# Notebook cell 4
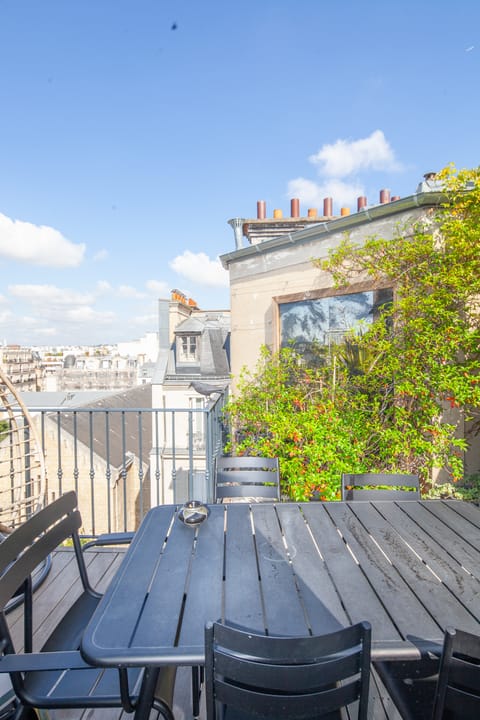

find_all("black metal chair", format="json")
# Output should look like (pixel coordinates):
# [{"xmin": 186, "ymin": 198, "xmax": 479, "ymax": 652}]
[
  {"xmin": 214, "ymin": 456, "xmax": 280, "ymax": 502},
  {"xmin": 0, "ymin": 491, "xmax": 175, "ymax": 720},
  {"xmin": 341, "ymin": 472, "xmax": 420, "ymax": 501},
  {"xmin": 205, "ymin": 620, "xmax": 372, "ymax": 720},
  {"xmin": 374, "ymin": 654, "xmax": 440, "ymax": 720},
  {"xmin": 431, "ymin": 626, "xmax": 480, "ymax": 719}
]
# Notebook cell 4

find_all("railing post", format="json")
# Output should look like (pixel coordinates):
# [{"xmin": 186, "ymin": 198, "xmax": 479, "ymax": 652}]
[
  {"xmin": 105, "ymin": 411, "xmax": 112, "ymax": 533},
  {"xmin": 88, "ymin": 411, "xmax": 95, "ymax": 536},
  {"xmin": 188, "ymin": 411, "xmax": 194, "ymax": 499},
  {"xmin": 205, "ymin": 408, "xmax": 214, "ymax": 503}
]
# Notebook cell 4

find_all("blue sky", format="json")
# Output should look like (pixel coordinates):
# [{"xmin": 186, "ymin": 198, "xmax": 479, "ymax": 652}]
[{"xmin": 0, "ymin": 0, "xmax": 478, "ymax": 346}]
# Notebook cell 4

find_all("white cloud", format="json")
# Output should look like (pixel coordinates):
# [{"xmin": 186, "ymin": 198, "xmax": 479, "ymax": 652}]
[
  {"xmin": 9, "ymin": 284, "xmax": 95, "ymax": 307},
  {"xmin": 286, "ymin": 130, "xmax": 404, "ymax": 212},
  {"xmin": 96, "ymin": 280, "xmax": 112, "ymax": 294},
  {"xmin": 6, "ymin": 284, "xmax": 115, "ymax": 328},
  {"xmin": 34, "ymin": 327, "xmax": 57, "ymax": 336},
  {"xmin": 0, "ymin": 213, "xmax": 85, "ymax": 267},
  {"xmin": 93, "ymin": 249, "xmax": 109, "ymax": 262},
  {"xmin": 0, "ymin": 310, "xmax": 13, "ymax": 323},
  {"xmin": 287, "ymin": 177, "xmax": 365, "ymax": 210},
  {"xmin": 117, "ymin": 285, "xmax": 146, "ymax": 299},
  {"xmin": 146, "ymin": 280, "xmax": 170, "ymax": 296},
  {"xmin": 64, "ymin": 307, "xmax": 115, "ymax": 323},
  {"xmin": 309, "ymin": 130, "xmax": 401, "ymax": 177},
  {"xmin": 20, "ymin": 315, "xmax": 39, "ymax": 326},
  {"xmin": 133, "ymin": 313, "xmax": 158, "ymax": 325},
  {"xmin": 96, "ymin": 281, "xmax": 145, "ymax": 299},
  {"xmin": 170, "ymin": 251, "xmax": 229, "ymax": 288},
  {"xmin": 0, "ymin": 281, "xmax": 143, "ymax": 343}
]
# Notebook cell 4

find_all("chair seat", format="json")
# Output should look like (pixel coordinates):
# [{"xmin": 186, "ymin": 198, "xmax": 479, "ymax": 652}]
[
  {"xmin": 23, "ymin": 664, "xmax": 143, "ymax": 708},
  {"xmin": 21, "ymin": 589, "xmax": 144, "ymax": 708},
  {"xmin": 40, "ymin": 591, "xmax": 101, "ymax": 653}
]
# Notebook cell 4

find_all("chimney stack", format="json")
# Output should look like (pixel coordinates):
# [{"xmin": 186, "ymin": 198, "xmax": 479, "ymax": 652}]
[
  {"xmin": 290, "ymin": 198, "xmax": 300, "ymax": 218},
  {"xmin": 357, "ymin": 196, "xmax": 367, "ymax": 211},
  {"xmin": 323, "ymin": 197, "xmax": 333, "ymax": 217}
]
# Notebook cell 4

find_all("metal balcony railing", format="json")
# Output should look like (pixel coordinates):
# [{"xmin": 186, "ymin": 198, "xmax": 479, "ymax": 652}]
[{"xmin": 1, "ymin": 393, "xmax": 228, "ymax": 538}]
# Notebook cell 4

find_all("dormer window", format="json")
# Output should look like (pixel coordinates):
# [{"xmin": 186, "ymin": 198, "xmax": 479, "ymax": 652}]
[{"xmin": 178, "ymin": 335, "xmax": 198, "ymax": 362}]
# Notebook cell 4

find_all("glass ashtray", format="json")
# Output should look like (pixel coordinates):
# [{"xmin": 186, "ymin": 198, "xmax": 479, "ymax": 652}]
[{"xmin": 178, "ymin": 500, "xmax": 210, "ymax": 527}]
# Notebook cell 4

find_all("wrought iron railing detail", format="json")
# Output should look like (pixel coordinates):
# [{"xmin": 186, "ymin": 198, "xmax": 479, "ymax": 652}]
[{"xmin": 14, "ymin": 394, "xmax": 228, "ymax": 537}]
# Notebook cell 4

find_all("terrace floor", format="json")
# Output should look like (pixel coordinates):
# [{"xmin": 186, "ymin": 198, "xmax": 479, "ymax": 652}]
[{"xmin": 6, "ymin": 547, "xmax": 403, "ymax": 720}]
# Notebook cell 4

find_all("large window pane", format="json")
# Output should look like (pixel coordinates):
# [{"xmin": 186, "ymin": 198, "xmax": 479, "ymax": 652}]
[{"xmin": 280, "ymin": 289, "xmax": 392, "ymax": 348}]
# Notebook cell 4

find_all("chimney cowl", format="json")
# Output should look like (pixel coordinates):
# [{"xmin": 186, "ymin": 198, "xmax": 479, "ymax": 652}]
[
  {"xmin": 416, "ymin": 172, "xmax": 443, "ymax": 194},
  {"xmin": 228, "ymin": 217, "xmax": 245, "ymax": 250}
]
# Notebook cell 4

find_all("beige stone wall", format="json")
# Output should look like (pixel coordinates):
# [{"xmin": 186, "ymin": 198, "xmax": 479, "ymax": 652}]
[
  {"xmin": 39, "ymin": 416, "xmax": 148, "ymax": 535},
  {"xmin": 228, "ymin": 208, "xmax": 426, "ymax": 382}
]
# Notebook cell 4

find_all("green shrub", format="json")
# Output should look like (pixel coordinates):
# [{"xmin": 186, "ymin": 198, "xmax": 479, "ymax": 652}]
[{"xmin": 224, "ymin": 165, "xmax": 480, "ymax": 500}]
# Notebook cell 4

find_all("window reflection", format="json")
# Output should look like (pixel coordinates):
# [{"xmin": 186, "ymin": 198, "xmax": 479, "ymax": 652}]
[{"xmin": 280, "ymin": 289, "xmax": 393, "ymax": 349}]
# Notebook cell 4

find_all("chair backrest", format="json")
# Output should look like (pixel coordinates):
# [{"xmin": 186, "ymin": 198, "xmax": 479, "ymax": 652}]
[
  {"xmin": 341, "ymin": 473, "xmax": 420, "ymax": 501},
  {"xmin": 205, "ymin": 620, "xmax": 371, "ymax": 720},
  {"xmin": 215, "ymin": 456, "xmax": 280, "ymax": 502},
  {"xmin": 0, "ymin": 491, "xmax": 90, "ymax": 650},
  {"xmin": 431, "ymin": 627, "xmax": 480, "ymax": 720},
  {"xmin": 0, "ymin": 492, "xmax": 175, "ymax": 718}
]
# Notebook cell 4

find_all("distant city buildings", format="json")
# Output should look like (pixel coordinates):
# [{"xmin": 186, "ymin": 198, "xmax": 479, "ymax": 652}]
[
  {"xmin": 0, "ymin": 345, "xmax": 42, "ymax": 392},
  {"xmin": 0, "ymin": 292, "xmax": 230, "ymax": 531},
  {"xmin": 0, "ymin": 332, "xmax": 161, "ymax": 394}
]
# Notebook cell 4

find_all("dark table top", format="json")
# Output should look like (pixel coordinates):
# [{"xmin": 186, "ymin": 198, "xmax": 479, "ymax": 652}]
[{"xmin": 81, "ymin": 500, "xmax": 480, "ymax": 667}]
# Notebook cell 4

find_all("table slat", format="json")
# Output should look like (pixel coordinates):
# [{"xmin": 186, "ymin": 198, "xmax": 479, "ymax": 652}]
[
  {"xmin": 251, "ymin": 504, "xmax": 310, "ymax": 636},
  {"xmin": 276, "ymin": 504, "xmax": 347, "ymax": 633},
  {"xmin": 223, "ymin": 504, "xmax": 265, "ymax": 632}
]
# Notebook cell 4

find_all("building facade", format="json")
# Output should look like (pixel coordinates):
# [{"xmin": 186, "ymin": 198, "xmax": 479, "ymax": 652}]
[
  {"xmin": 220, "ymin": 185, "xmax": 479, "ymax": 478},
  {"xmin": 151, "ymin": 293, "xmax": 230, "ymax": 504},
  {"xmin": 0, "ymin": 346, "xmax": 41, "ymax": 392},
  {"xmin": 222, "ymin": 190, "xmax": 436, "ymax": 379}
]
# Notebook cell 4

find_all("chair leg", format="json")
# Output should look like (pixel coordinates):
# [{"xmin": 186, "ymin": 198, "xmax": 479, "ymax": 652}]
[
  {"xmin": 134, "ymin": 666, "xmax": 161, "ymax": 720},
  {"xmin": 191, "ymin": 665, "xmax": 201, "ymax": 718},
  {"xmin": 153, "ymin": 665, "xmax": 177, "ymax": 720},
  {"xmin": 12, "ymin": 705, "xmax": 38, "ymax": 720}
]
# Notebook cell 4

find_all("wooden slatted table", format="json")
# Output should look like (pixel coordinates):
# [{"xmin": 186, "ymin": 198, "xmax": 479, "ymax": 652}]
[{"xmin": 81, "ymin": 501, "xmax": 480, "ymax": 717}]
